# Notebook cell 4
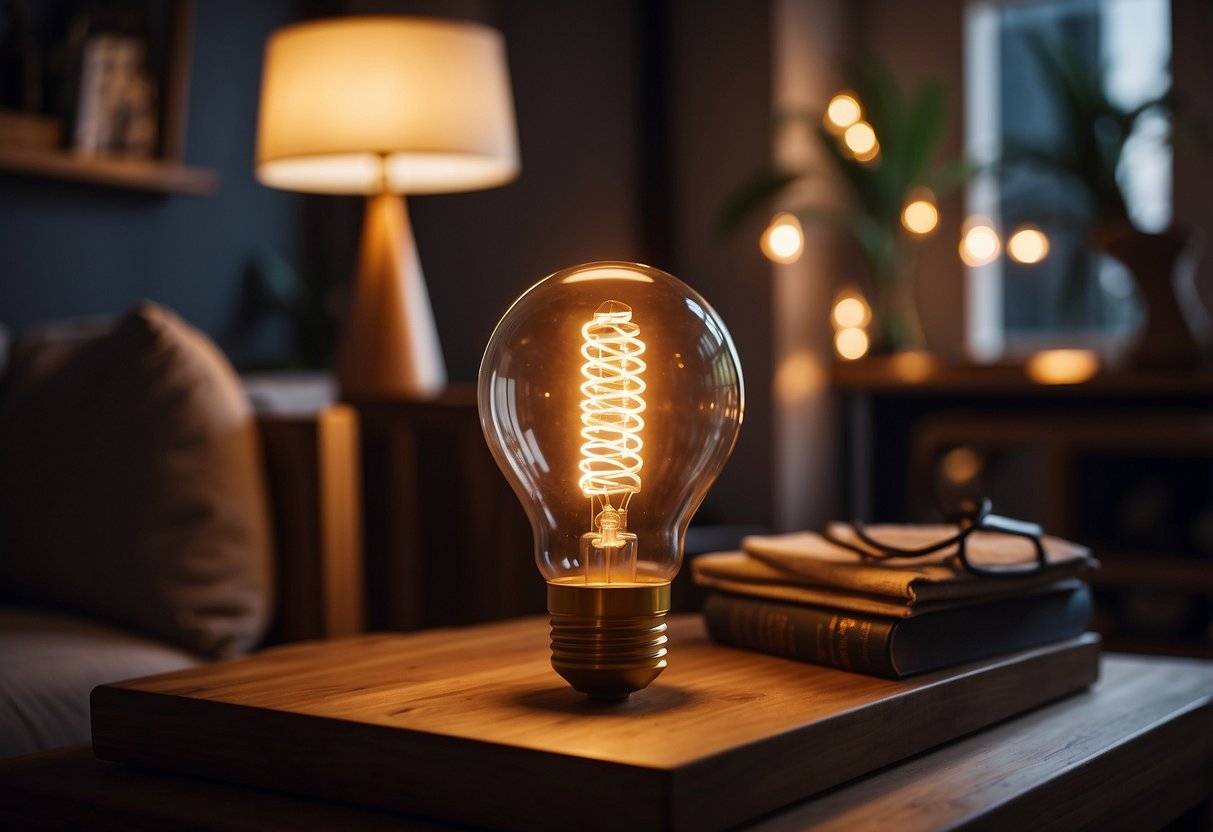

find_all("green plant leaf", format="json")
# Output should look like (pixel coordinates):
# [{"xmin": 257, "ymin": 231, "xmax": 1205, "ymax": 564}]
[
  {"xmin": 852, "ymin": 60, "xmax": 906, "ymax": 151},
  {"xmin": 847, "ymin": 213, "xmax": 898, "ymax": 282},
  {"xmin": 924, "ymin": 157, "xmax": 978, "ymax": 197},
  {"xmin": 1017, "ymin": 33, "xmax": 1150, "ymax": 223},
  {"xmin": 717, "ymin": 167, "xmax": 805, "ymax": 237},
  {"xmin": 904, "ymin": 81, "xmax": 947, "ymax": 185},
  {"xmin": 815, "ymin": 123, "xmax": 890, "ymax": 224}
]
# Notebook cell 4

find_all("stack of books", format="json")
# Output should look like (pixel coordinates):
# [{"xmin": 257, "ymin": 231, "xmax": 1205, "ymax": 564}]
[{"xmin": 692, "ymin": 524, "xmax": 1098, "ymax": 679}]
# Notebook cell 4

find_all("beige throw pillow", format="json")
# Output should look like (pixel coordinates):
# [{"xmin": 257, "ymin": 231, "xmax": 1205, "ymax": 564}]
[{"xmin": 0, "ymin": 303, "xmax": 274, "ymax": 658}]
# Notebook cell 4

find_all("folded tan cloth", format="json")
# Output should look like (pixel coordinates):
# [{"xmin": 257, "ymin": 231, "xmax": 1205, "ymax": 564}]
[{"xmin": 691, "ymin": 525, "xmax": 1095, "ymax": 618}]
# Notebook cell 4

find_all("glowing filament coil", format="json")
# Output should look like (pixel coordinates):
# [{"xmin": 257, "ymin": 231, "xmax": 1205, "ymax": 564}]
[{"xmin": 579, "ymin": 300, "xmax": 646, "ymax": 505}]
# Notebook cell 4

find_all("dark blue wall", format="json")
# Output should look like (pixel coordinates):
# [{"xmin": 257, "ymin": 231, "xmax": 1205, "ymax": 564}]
[{"xmin": 0, "ymin": 0, "xmax": 305, "ymax": 348}]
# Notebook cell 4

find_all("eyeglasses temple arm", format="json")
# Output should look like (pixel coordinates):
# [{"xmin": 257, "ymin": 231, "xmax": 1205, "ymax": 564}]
[{"xmin": 980, "ymin": 513, "xmax": 1043, "ymax": 538}]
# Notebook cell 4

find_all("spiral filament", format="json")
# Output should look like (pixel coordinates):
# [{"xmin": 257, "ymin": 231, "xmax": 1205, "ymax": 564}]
[{"xmin": 578, "ymin": 300, "xmax": 647, "ymax": 526}]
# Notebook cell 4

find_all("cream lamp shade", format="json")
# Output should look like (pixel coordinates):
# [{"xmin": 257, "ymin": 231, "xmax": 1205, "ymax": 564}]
[{"xmin": 255, "ymin": 16, "xmax": 519, "ymax": 195}]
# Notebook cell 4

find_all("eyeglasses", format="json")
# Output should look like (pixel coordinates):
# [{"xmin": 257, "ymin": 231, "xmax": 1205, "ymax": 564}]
[{"xmin": 822, "ymin": 498, "xmax": 1048, "ymax": 577}]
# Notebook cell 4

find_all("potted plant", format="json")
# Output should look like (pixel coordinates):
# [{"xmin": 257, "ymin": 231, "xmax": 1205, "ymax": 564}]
[{"xmin": 721, "ymin": 61, "xmax": 970, "ymax": 354}]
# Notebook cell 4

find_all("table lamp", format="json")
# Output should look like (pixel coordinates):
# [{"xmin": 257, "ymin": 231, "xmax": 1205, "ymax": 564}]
[{"xmin": 255, "ymin": 16, "xmax": 520, "ymax": 397}]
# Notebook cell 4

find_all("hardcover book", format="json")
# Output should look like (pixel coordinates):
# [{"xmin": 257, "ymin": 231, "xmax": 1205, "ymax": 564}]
[{"xmin": 702, "ymin": 580, "xmax": 1094, "ymax": 678}]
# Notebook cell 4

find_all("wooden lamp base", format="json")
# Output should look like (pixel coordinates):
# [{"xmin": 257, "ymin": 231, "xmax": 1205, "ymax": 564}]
[{"xmin": 336, "ymin": 192, "xmax": 446, "ymax": 399}]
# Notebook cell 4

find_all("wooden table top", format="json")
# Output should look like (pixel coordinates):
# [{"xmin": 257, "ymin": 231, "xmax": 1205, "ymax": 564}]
[
  {"xmin": 92, "ymin": 616, "xmax": 1094, "ymax": 769},
  {"xmin": 3, "ymin": 650, "xmax": 1210, "ymax": 831},
  {"xmin": 86, "ymin": 616, "xmax": 1100, "ymax": 831}
]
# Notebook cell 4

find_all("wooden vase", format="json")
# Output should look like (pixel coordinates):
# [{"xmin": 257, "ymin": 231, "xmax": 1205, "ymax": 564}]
[{"xmin": 1092, "ymin": 221, "xmax": 1211, "ymax": 369}]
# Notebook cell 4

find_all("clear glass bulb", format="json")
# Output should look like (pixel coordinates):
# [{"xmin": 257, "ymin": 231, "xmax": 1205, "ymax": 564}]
[{"xmin": 478, "ymin": 261, "xmax": 743, "ymax": 698}]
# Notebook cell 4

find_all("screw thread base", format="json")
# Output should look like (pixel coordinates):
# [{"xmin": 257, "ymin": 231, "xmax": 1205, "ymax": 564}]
[{"xmin": 547, "ymin": 580, "xmax": 671, "ymax": 700}]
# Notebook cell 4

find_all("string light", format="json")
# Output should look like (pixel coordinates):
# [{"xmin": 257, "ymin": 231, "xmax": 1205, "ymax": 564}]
[
  {"xmin": 1007, "ymin": 225, "xmax": 1050, "ymax": 264},
  {"xmin": 835, "ymin": 327, "xmax": 870, "ymax": 360},
  {"xmin": 832, "ymin": 296, "xmax": 870, "ymax": 329},
  {"xmin": 761, "ymin": 213, "xmax": 804, "ymax": 264},
  {"xmin": 960, "ymin": 218, "xmax": 1000, "ymax": 266},
  {"xmin": 825, "ymin": 93, "xmax": 862, "ymax": 132},
  {"xmin": 902, "ymin": 190, "xmax": 939, "ymax": 235},
  {"xmin": 844, "ymin": 121, "xmax": 878, "ymax": 156}
]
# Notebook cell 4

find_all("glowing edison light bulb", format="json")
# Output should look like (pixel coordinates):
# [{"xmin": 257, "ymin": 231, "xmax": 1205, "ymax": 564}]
[{"xmin": 479, "ymin": 262, "xmax": 743, "ymax": 699}]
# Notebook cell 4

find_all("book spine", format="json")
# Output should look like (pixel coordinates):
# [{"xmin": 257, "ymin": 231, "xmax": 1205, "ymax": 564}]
[{"xmin": 703, "ymin": 593, "xmax": 898, "ymax": 677}]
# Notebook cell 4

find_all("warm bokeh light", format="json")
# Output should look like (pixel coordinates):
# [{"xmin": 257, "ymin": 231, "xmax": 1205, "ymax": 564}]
[
  {"xmin": 831, "ymin": 295, "xmax": 870, "ymax": 329},
  {"xmin": 901, "ymin": 191, "xmax": 939, "ymax": 235},
  {"xmin": 852, "ymin": 140, "xmax": 881, "ymax": 164},
  {"xmin": 843, "ymin": 121, "xmax": 877, "ymax": 156},
  {"xmin": 825, "ymin": 93, "xmax": 862, "ymax": 131},
  {"xmin": 774, "ymin": 351, "xmax": 827, "ymax": 403},
  {"xmin": 941, "ymin": 446, "xmax": 983, "ymax": 484},
  {"xmin": 889, "ymin": 350, "xmax": 935, "ymax": 383},
  {"xmin": 1025, "ymin": 349, "xmax": 1100, "ymax": 385},
  {"xmin": 760, "ymin": 213, "xmax": 804, "ymax": 264},
  {"xmin": 835, "ymin": 327, "xmax": 870, "ymax": 360},
  {"xmin": 959, "ymin": 219, "xmax": 1000, "ymax": 267},
  {"xmin": 1007, "ymin": 225, "xmax": 1050, "ymax": 264}
]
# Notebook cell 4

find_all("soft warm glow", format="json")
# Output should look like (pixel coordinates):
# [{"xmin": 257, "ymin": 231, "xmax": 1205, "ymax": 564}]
[
  {"xmin": 902, "ymin": 192, "xmax": 939, "ymax": 235},
  {"xmin": 832, "ymin": 296, "xmax": 870, "ymax": 329},
  {"xmin": 1025, "ymin": 349, "xmax": 1100, "ymax": 385},
  {"xmin": 844, "ymin": 121, "xmax": 878, "ymax": 155},
  {"xmin": 1007, "ymin": 225, "xmax": 1050, "ymax": 264},
  {"xmin": 941, "ymin": 446, "xmax": 983, "ymax": 484},
  {"xmin": 255, "ymin": 16, "xmax": 519, "ymax": 195},
  {"xmin": 835, "ymin": 327, "xmax": 870, "ymax": 360},
  {"xmin": 761, "ymin": 213, "xmax": 804, "ymax": 264},
  {"xmin": 774, "ymin": 351, "xmax": 827, "ymax": 403},
  {"xmin": 889, "ymin": 350, "xmax": 935, "ymax": 382},
  {"xmin": 579, "ymin": 301, "xmax": 646, "ymax": 511},
  {"xmin": 825, "ymin": 93, "xmax": 862, "ymax": 131},
  {"xmin": 562, "ymin": 267, "xmax": 655, "ymax": 284},
  {"xmin": 852, "ymin": 140, "xmax": 881, "ymax": 164},
  {"xmin": 960, "ymin": 220, "xmax": 1000, "ymax": 266}
]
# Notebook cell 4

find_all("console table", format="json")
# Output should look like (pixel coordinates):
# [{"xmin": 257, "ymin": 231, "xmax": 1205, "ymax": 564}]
[{"xmin": 1, "ymin": 618, "xmax": 1210, "ymax": 830}]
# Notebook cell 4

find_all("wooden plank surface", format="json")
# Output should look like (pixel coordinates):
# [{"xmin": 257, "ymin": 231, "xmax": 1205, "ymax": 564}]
[
  {"xmin": 91, "ymin": 616, "xmax": 1100, "ymax": 832},
  {"xmin": 752, "ymin": 653, "xmax": 1213, "ymax": 831},
  {"xmin": 9, "ymin": 654, "xmax": 1208, "ymax": 831},
  {"xmin": 830, "ymin": 354, "xmax": 1213, "ymax": 397},
  {"xmin": 0, "ymin": 146, "xmax": 219, "ymax": 195}
]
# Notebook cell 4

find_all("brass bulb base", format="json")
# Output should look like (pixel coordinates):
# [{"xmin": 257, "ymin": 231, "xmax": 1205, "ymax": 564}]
[{"xmin": 547, "ymin": 579, "xmax": 672, "ymax": 700}]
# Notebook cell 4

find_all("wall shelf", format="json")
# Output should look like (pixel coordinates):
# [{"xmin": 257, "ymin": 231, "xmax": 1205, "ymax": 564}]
[
  {"xmin": 0, "ymin": 146, "xmax": 217, "ymax": 196},
  {"xmin": 0, "ymin": 1, "xmax": 216, "ymax": 198}
]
